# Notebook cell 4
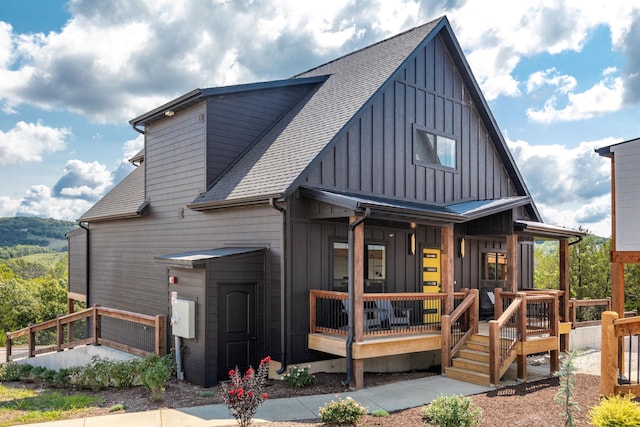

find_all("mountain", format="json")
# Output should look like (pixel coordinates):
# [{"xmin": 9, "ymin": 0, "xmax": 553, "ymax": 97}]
[{"xmin": 0, "ymin": 216, "xmax": 77, "ymax": 250}]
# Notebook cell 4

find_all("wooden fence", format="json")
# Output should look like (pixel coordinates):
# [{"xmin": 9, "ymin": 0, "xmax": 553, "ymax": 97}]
[{"xmin": 5, "ymin": 305, "xmax": 165, "ymax": 362}]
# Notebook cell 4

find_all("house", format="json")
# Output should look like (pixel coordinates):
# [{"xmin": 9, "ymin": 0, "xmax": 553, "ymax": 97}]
[
  {"xmin": 596, "ymin": 137, "xmax": 640, "ymax": 395},
  {"xmin": 68, "ymin": 16, "xmax": 584, "ymax": 388}
]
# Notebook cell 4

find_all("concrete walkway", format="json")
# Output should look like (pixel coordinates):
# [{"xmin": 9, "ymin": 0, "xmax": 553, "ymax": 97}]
[{"xmin": 20, "ymin": 375, "xmax": 494, "ymax": 427}]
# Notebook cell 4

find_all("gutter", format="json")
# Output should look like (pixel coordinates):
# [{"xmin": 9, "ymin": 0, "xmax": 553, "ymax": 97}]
[
  {"xmin": 269, "ymin": 198, "xmax": 288, "ymax": 375},
  {"xmin": 342, "ymin": 208, "xmax": 371, "ymax": 387}
]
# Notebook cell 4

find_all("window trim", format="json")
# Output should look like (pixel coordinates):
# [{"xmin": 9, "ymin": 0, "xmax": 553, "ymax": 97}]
[{"xmin": 412, "ymin": 124, "xmax": 459, "ymax": 171}]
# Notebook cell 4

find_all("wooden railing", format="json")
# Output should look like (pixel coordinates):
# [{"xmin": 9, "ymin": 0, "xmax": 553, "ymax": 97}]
[
  {"xmin": 489, "ymin": 294, "xmax": 523, "ymax": 385},
  {"xmin": 5, "ymin": 305, "xmax": 165, "ymax": 362},
  {"xmin": 309, "ymin": 290, "xmax": 463, "ymax": 338},
  {"xmin": 601, "ymin": 311, "xmax": 640, "ymax": 396},
  {"xmin": 569, "ymin": 298, "xmax": 611, "ymax": 328},
  {"xmin": 441, "ymin": 289, "xmax": 478, "ymax": 370}
]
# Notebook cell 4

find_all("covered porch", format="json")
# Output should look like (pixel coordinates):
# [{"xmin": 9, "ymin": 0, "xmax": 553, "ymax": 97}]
[{"xmin": 301, "ymin": 188, "xmax": 584, "ymax": 389}]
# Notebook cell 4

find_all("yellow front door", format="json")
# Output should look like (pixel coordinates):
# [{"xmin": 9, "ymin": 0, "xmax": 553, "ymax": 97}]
[{"xmin": 422, "ymin": 248, "xmax": 441, "ymax": 323}]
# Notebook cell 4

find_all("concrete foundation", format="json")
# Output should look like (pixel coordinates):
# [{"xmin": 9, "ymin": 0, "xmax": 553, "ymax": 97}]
[{"xmin": 12, "ymin": 345, "xmax": 139, "ymax": 370}]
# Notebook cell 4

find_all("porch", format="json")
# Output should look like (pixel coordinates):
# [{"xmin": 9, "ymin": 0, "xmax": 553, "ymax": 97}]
[{"xmin": 309, "ymin": 288, "xmax": 580, "ymax": 389}]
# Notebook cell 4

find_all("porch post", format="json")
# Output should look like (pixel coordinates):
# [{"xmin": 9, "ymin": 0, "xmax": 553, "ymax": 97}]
[
  {"xmin": 611, "ymin": 262, "xmax": 625, "ymax": 316},
  {"xmin": 351, "ymin": 216, "xmax": 366, "ymax": 389},
  {"xmin": 440, "ymin": 226, "xmax": 454, "ymax": 315},
  {"xmin": 559, "ymin": 239, "xmax": 570, "ymax": 352},
  {"xmin": 506, "ymin": 234, "xmax": 519, "ymax": 293}
]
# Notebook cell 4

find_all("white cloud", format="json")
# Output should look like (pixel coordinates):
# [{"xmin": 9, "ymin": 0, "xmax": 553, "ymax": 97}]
[
  {"xmin": 0, "ymin": 121, "xmax": 70, "ymax": 165},
  {"xmin": 13, "ymin": 185, "xmax": 94, "ymax": 221},
  {"xmin": 52, "ymin": 159, "xmax": 112, "ymax": 201},
  {"xmin": 507, "ymin": 136, "xmax": 616, "ymax": 236}
]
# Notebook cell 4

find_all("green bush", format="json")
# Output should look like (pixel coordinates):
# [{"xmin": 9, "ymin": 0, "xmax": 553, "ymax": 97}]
[
  {"xmin": 110, "ymin": 359, "xmax": 137, "ymax": 389},
  {"xmin": 281, "ymin": 365, "xmax": 316, "ymax": 388},
  {"xmin": 318, "ymin": 396, "xmax": 367, "ymax": 426},
  {"xmin": 422, "ymin": 394, "xmax": 482, "ymax": 427},
  {"xmin": 52, "ymin": 367, "xmax": 73, "ymax": 387},
  {"xmin": 589, "ymin": 393, "xmax": 640, "ymax": 427},
  {"xmin": 141, "ymin": 354, "xmax": 174, "ymax": 400},
  {"xmin": 74, "ymin": 356, "xmax": 112, "ymax": 391}
]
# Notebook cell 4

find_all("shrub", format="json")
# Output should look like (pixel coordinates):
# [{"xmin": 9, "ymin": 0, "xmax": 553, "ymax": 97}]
[
  {"xmin": 281, "ymin": 365, "xmax": 316, "ymax": 388},
  {"xmin": 110, "ymin": 359, "xmax": 137, "ymax": 389},
  {"xmin": 372, "ymin": 409, "xmax": 389, "ymax": 417},
  {"xmin": 422, "ymin": 394, "xmax": 482, "ymax": 427},
  {"xmin": 554, "ymin": 350, "xmax": 580, "ymax": 427},
  {"xmin": 589, "ymin": 393, "xmax": 640, "ymax": 427},
  {"xmin": 75, "ymin": 356, "xmax": 112, "ymax": 391},
  {"xmin": 318, "ymin": 396, "xmax": 367, "ymax": 426},
  {"xmin": 109, "ymin": 403, "xmax": 125, "ymax": 412},
  {"xmin": 220, "ymin": 356, "xmax": 271, "ymax": 427},
  {"xmin": 0, "ymin": 362, "xmax": 23, "ymax": 381},
  {"xmin": 52, "ymin": 367, "xmax": 73, "ymax": 387},
  {"xmin": 142, "ymin": 354, "xmax": 174, "ymax": 401}
]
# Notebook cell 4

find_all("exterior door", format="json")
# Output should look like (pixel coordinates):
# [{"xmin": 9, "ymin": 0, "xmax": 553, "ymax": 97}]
[
  {"xmin": 422, "ymin": 248, "xmax": 441, "ymax": 323},
  {"xmin": 217, "ymin": 283, "xmax": 256, "ymax": 381}
]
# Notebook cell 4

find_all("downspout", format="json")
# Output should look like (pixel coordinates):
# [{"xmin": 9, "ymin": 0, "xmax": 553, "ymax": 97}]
[
  {"xmin": 269, "ymin": 198, "xmax": 288, "ymax": 375},
  {"xmin": 342, "ymin": 208, "xmax": 370, "ymax": 387},
  {"xmin": 79, "ymin": 222, "xmax": 90, "ymax": 307}
]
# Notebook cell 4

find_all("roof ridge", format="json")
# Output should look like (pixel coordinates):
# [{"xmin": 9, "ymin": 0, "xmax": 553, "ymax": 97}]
[{"xmin": 292, "ymin": 16, "xmax": 445, "ymax": 79}]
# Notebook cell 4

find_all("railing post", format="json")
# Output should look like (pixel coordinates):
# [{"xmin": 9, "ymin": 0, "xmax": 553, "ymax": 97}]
[
  {"xmin": 155, "ymin": 315, "xmax": 166, "ymax": 355},
  {"xmin": 56, "ymin": 315, "xmax": 63, "ymax": 352},
  {"xmin": 549, "ymin": 292, "xmax": 559, "ymax": 372},
  {"xmin": 28, "ymin": 324, "xmax": 35, "ymax": 358},
  {"xmin": 441, "ymin": 314, "xmax": 451, "ymax": 371},
  {"xmin": 489, "ymin": 320, "xmax": 499, "ymax": 385},
  {"xmin": 601, "ymin": 311, "xmax": 619, "ymax": 396},
  {"xmin": 516, "ymin": 293, "xmax": 527, "ymax": 380},
  {"xmin": 470, "ymin": 289, "xmax": 479, "ymax": 334},
  {"xmin": 494, "ymin": 288, "xmax": 503, "ymax": 318},
  {"xmin": 92, "ymin": 304, "xmax": 100, "ymax": 346},
  {"xmin": 309, "ymin": 291, "xmax": 317, "ymax": 333}
]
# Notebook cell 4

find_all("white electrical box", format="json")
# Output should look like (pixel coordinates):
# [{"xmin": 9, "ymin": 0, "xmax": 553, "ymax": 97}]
[{"xmin": 172, "ymin": 299, "xmax": 196, "ymax": 339}]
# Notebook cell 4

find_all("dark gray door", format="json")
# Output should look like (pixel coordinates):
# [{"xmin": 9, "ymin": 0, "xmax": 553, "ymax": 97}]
[{"xmin": 218, "ymin": 283, "xmax": 256, "ymax": 380}]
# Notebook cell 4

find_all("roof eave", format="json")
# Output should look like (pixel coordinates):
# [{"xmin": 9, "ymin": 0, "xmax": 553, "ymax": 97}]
[{"xmin": 187, "ymin": 193, "xmax": 284, "ymax": 211}]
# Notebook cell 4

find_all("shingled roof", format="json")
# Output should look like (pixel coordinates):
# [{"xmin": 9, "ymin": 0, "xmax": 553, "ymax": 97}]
[
  {"xmin": 78, "ymin": 165, "xmax": 147, "ymax": 222},
  {"xmin": 188, "ymin": 17, "xmax": 444, "ymax": 208}
]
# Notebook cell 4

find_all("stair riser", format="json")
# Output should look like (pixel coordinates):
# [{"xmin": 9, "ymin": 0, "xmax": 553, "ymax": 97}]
[
  {"xmin": 452, "ymin": 359, "xmax": 490, "ymax": 374},
  {"xmin": 458, "ymin": 350, "xmax": 489, "ymax": 363},
  {"xmin": 445, "ymin": 367, "xmax": 490, "ymax": 387}
]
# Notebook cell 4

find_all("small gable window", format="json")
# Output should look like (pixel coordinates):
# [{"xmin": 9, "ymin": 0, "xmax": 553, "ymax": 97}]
[{"xmin": 414, "ymin": 128, "xmax": 457, "ymax": 169}]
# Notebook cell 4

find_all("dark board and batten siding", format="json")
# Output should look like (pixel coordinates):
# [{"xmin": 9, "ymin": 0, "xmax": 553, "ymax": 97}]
[{"xmin": 304, "ymin": 34, "xmax": 516, "ymax": 204}]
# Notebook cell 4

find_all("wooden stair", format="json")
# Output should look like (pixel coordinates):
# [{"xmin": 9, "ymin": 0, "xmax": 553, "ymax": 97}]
[{"xmin": 444, "ymin": 333, "xmax": 518, "ymax": 387}]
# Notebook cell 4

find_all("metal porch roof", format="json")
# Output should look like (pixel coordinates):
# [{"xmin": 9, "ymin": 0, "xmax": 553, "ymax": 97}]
[{"xmin": 154, "ymin": 247, "xmax": 266, "ymax": 268}]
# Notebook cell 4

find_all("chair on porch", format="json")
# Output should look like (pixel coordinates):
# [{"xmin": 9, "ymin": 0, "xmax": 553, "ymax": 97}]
[
  {"xmin": 341, "ymin": 300, "xmax": 383, "ymax": 331},
  {"xmin": 376, "ymin": 300, "xmax": 411, "ymax": 327}
]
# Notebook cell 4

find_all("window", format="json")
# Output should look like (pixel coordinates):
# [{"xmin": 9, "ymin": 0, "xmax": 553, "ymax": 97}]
[
  {"xmin": 332, "ymin": 242, "xmax": 387, "ymax": 282},
  {"xmin": 414, "ymin": 129, "xmax": 456, "ymax": 169},
  {"xmin": 482, "ymin": 252, "xmax": 507, "ymax": 281}
]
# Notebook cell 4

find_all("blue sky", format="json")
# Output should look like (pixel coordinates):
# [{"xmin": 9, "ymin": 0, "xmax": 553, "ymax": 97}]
[{"xmin": 2, "ymin": 0, "xmax": 640, "ymax": 237}]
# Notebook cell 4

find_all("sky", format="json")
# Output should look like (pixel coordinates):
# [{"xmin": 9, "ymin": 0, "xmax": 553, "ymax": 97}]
[{"xmin": 1, "ymin": 0, "xmax": 640, "ymax": 237}]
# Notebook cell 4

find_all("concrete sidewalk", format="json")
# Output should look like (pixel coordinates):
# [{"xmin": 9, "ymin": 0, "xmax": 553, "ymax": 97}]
[{"xmin": 21, "ymin": 375, "xmax": 494, "ymax": 427}]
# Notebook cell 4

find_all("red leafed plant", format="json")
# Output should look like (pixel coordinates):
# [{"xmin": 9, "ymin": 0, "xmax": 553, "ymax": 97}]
[{"xmin": 220, "ymin": 356, "xmax": 271, "ymax": 427}]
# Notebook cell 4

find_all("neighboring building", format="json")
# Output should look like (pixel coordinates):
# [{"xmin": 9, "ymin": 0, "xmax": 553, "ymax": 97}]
[{"xmin": 69, "ymin": 16, "xmax": 582, "ymax": 387}]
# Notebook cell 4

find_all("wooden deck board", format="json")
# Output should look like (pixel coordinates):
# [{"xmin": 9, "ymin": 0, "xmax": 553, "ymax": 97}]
[{"xmin": 308, "ymin": 332, "xmax": 441, "ymax": 359}]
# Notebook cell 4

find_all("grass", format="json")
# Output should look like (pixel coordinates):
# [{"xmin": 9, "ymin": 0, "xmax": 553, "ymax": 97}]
[
  {"xmin": 20, "ymin": 252, "xmax": 67, "ymax": 268},
  {"xmin": 0, "ymin": 384, "xmax": 102, "ymax": 426}
]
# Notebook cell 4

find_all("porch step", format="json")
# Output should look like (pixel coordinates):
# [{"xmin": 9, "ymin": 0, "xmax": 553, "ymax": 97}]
[
  {"xmin": 444, "ymin": 333, "xmax": 493, "ymax": 387},
  {"xmin": 445, "ymin": 366, "xmax": 491, "ymax": 387}
]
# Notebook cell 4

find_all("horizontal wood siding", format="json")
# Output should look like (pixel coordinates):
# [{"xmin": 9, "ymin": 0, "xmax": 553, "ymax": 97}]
[
  {"xmin": 168, "ymin": 268, "xmax": 205, "ymax": 385},
  {"xmin": 303, "ymin": 33, "xmax": 517, "ymax": 204},
  {"xmin": 67, "ymin": 228, "xmax": 87, "ymax": 297},
  {"xmin": 207, "ymin": 85, "xmax": 316, "ymax": 187}
]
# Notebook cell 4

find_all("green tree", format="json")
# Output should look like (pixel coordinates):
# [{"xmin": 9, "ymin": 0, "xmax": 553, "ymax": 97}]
[{"xmin": 569, "ymin": 233, "xmax": 610, "ymax": 300}]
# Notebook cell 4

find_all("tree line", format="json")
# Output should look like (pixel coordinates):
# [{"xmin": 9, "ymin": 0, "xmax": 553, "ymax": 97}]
[{"xmin": 534, "ymin": 232, "xmax": 640, "ymax": 314}]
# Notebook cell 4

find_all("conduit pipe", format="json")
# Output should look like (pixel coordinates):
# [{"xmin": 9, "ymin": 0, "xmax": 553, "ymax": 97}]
[{"xmin": 269, "ymin": 198, "xmax": 288, "ymax": 375}]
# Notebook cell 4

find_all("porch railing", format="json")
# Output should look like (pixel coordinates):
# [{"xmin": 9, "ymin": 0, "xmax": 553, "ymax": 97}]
[
  {"xmin": 495, "ymin": 289, "xmax": 559, "ymax": 337},
  {"xmin": 601, "ymin": 311, "xmax": 640, "ymax": 396},
  {"xmin": 569, "ymin": 298, "xmax": 611, "ymax": 328},
  {"xmin": 441, "ymin": 289, "xmax": 478, "ymax": 370},
  {"xmin": 309, "ymin": 290, "xmax": 464, "ymax": 338},
  {"xmin": 489, "ymin": 293, "xmax": 523, "ymax": 385},
  {"xmin": 5, "ymin": 305, "xmax": 166, "ymax": 362}
]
